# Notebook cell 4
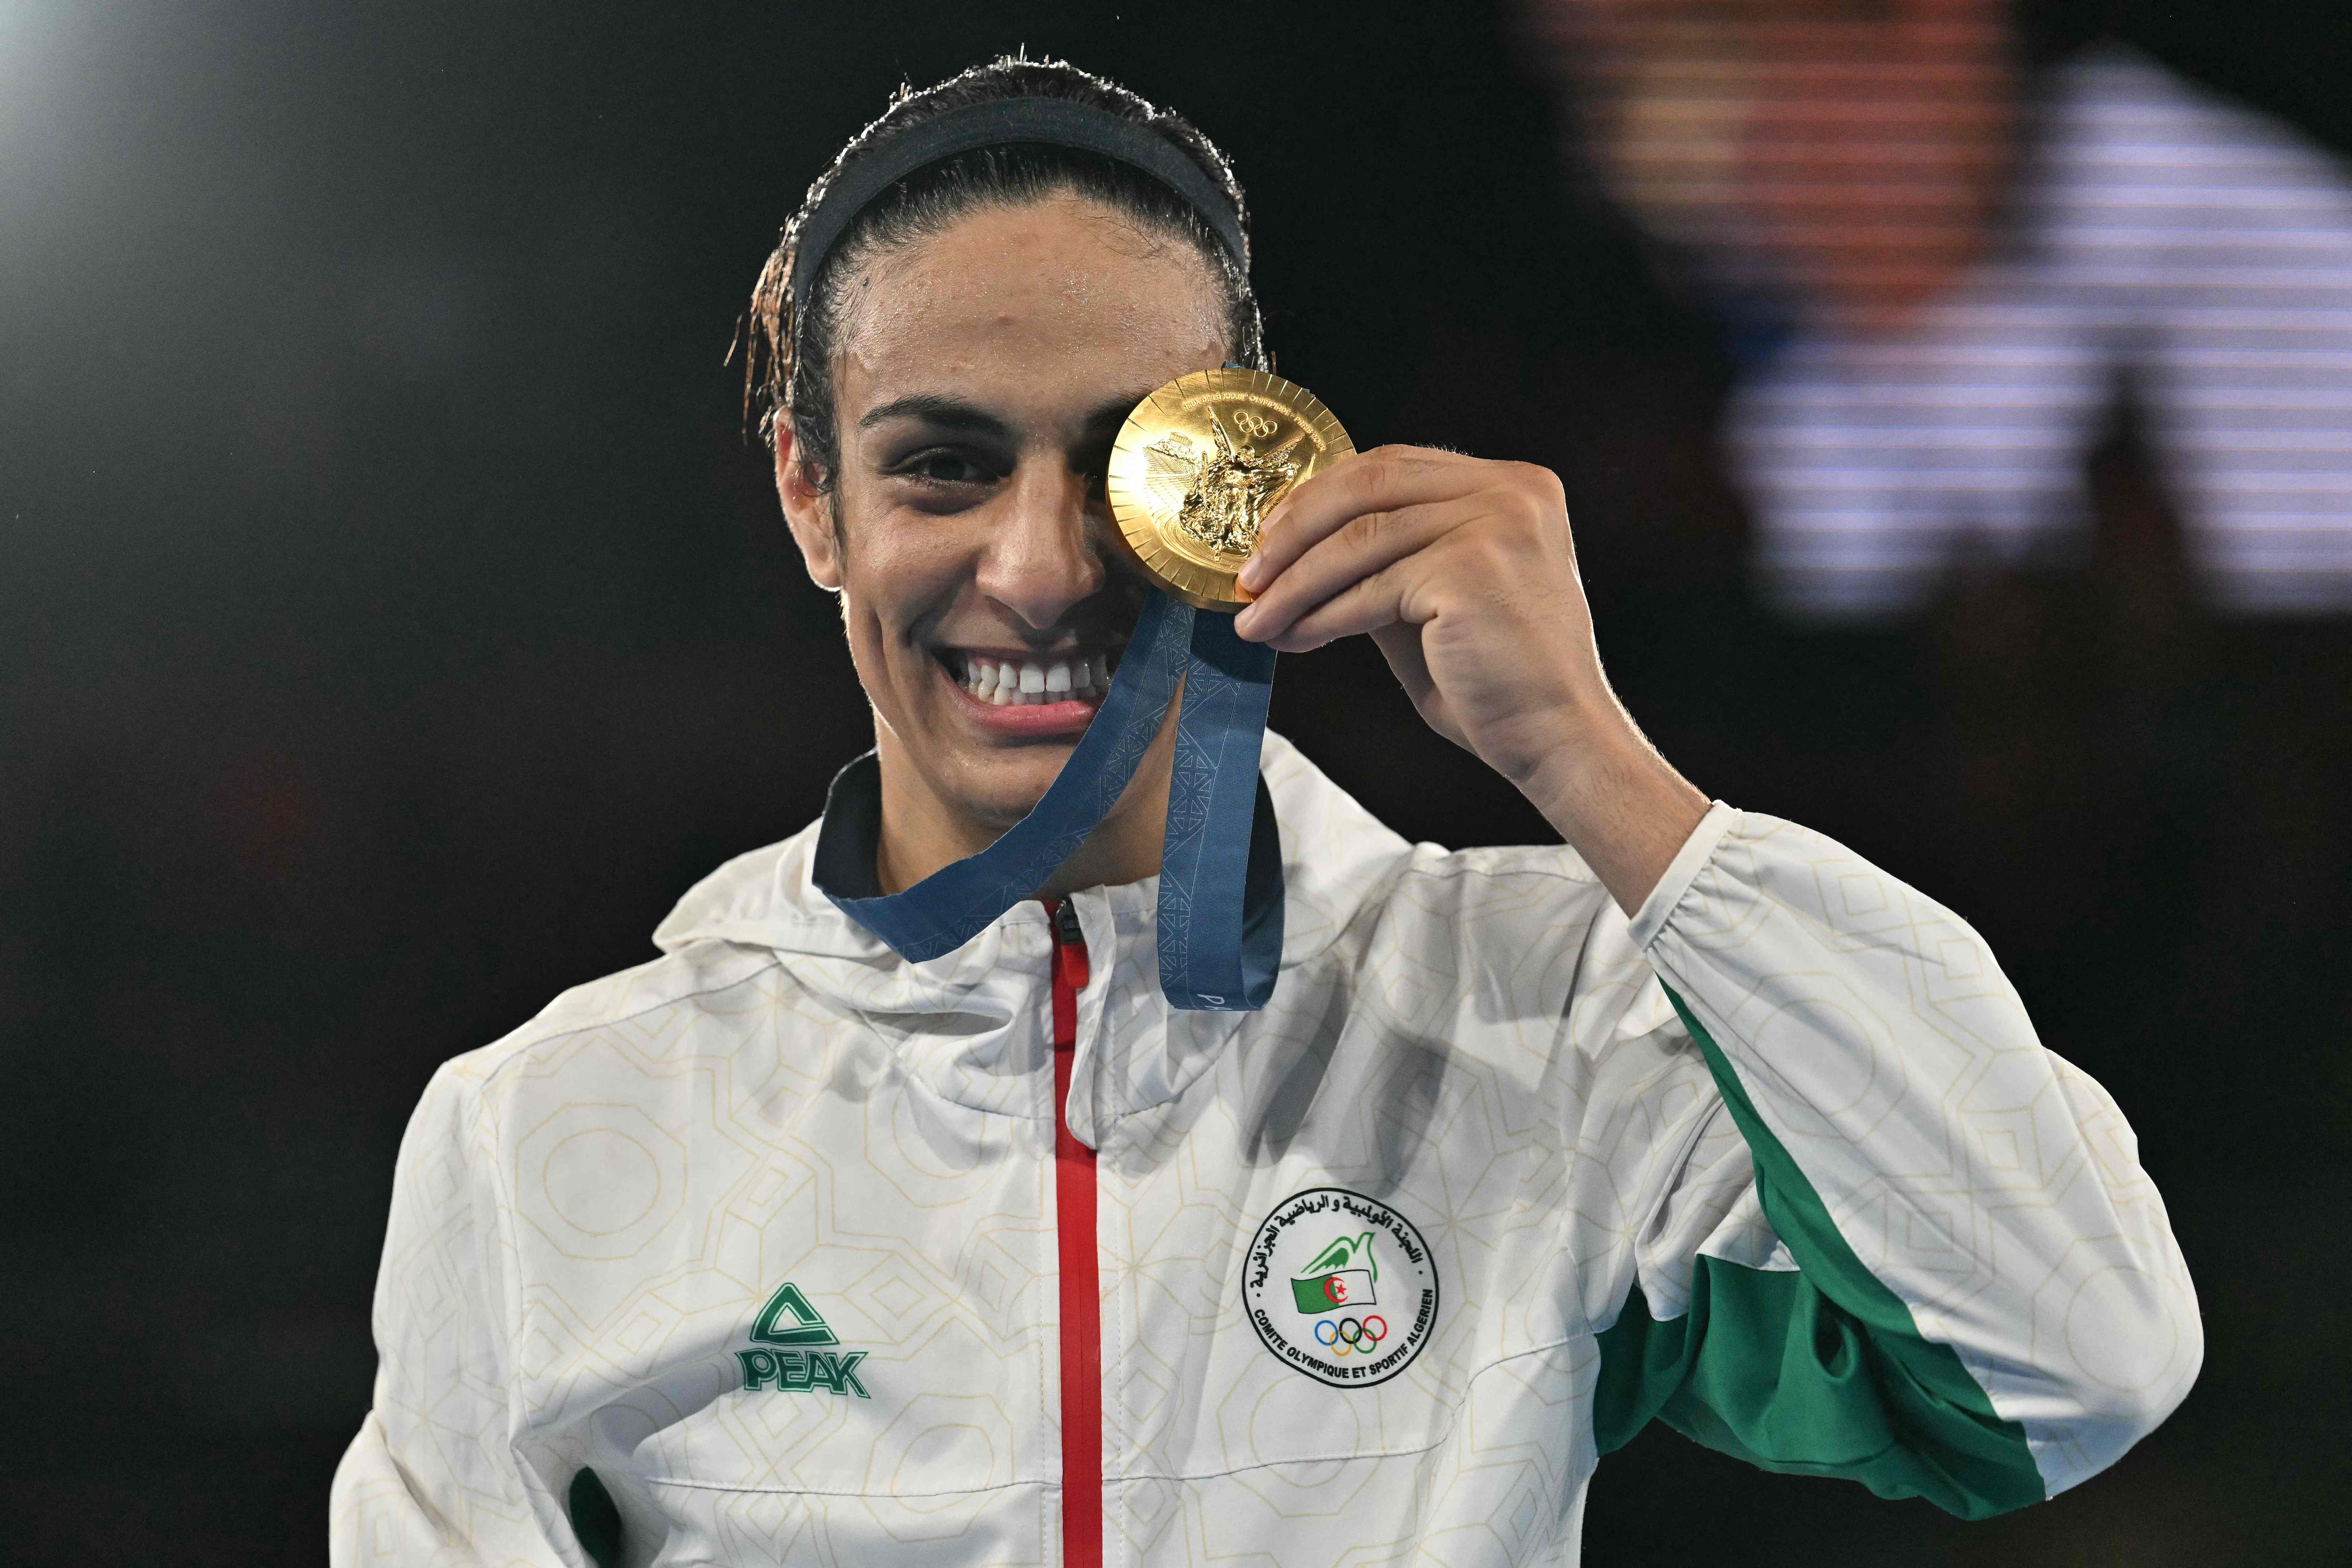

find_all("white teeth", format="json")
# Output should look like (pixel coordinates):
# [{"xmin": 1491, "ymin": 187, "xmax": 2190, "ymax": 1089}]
[{"xmin": 954, "ymin": 652, "xmax": 1116, "ymax": 706}]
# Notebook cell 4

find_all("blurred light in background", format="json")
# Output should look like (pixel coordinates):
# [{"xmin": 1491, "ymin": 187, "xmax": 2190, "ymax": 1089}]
[{"xmin": 1523, "ymin": 0, "xmax": 2352, "ymax": 618}]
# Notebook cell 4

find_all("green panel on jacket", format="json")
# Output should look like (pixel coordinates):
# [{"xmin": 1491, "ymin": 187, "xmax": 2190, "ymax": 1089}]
[{"xmin": 1592, "ymin": 988, "xmax": 2045, "ymax": 1521}]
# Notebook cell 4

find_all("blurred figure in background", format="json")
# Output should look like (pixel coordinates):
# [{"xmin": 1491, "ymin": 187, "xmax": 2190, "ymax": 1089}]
[{"xmin": 1522, "ymin": 0, "xmax": 2352, "ymax": 618}]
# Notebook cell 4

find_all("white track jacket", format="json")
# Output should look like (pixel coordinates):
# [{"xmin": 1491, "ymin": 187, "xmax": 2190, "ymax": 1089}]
[{"xmin": 332, "ymin": 733, "xmax": 2199, "ymax": 1566}]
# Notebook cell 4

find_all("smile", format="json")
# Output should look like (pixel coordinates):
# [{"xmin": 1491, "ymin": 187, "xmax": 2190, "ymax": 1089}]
[{"xmin": 945, "ymin": 649, "xmax": 1117, "ymax": 707}]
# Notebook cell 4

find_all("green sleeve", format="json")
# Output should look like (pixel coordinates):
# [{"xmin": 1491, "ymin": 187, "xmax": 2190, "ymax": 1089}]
[
  {"xmin": 568, "ymin": 1468, "xmax": 622, "ymax": 1568},
  {"xmin": 1592, "ymin": 989, "xmax": 2045, "ymax": 1520}
]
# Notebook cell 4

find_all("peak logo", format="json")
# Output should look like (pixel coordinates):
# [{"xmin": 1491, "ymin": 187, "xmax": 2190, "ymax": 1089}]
[{"xmin": 735, "ymin": 1282, "xmax": 869, "ymax": 1399}]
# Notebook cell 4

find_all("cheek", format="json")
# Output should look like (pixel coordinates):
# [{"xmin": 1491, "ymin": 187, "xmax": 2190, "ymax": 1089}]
[{"xmin": 835, "ymin": 510, "xmax": 971, "ymax": 657}]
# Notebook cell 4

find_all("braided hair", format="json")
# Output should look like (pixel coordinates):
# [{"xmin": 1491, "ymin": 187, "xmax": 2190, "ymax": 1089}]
[{"xmin": 742, "ymin": 55, "xmax": 1265, "ymax": 491}]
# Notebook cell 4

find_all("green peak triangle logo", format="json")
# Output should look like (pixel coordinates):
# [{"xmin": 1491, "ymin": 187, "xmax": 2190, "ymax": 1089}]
[
  {"xmin": 737, "ymin": 1282, "xmax": 868, "ymax": 1399},
  {"xmin": 749, "ymin": 1282, "xmax": 839, "ymax": 1347}
]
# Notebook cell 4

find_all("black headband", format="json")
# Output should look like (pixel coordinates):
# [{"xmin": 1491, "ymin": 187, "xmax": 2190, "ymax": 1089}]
[{"xmin": 788, "ymin": 96, "xmax": 1251, "ymax": 309}]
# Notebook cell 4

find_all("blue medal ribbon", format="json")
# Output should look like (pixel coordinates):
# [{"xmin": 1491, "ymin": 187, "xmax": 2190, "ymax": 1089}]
[{"xmin": 825, "ymin": 591, "xmax": 1281, "ymax": 1011}]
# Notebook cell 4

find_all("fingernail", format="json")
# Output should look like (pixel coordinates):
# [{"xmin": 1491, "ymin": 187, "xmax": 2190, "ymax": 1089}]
[
  {"xmin": 1231, "ymin": 603, "xmax": 1260, "ymax": 638},
  {"xmin": 1237, "ymin": 554, "xmax": 1266, "ymax": 591}
]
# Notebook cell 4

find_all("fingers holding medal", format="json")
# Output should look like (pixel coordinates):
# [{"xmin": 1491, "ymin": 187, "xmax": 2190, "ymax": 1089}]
[
  {"xmin": 1111, "ymin": 369, "xmax": 1702, "ymax": 913},
  {"xmin": 1226, "ymin": 432, "xmax": 1605, "ymax": 794}
]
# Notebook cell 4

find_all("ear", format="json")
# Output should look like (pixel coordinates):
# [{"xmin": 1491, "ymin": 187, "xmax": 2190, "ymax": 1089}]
[{"xmin": 774, "ymin": 426, "xmax": 843, "ymax": 592}]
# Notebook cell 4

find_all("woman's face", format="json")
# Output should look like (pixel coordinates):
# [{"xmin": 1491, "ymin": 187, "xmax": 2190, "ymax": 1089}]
[{"xmin": 778, "ymin": 190, "xmax": 1231, "ymax": 839}]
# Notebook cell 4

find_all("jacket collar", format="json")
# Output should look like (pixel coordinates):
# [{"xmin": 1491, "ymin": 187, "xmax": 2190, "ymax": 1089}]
[
  {"xmin": 806, "ymin": 749, "xmax": 1288, "ymax": 963},
  {"xmin": 649, "ymin": 733, "xmax": 1413, "ymax": 1122}
]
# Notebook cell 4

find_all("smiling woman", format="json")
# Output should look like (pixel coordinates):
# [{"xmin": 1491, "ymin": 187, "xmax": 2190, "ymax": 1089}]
[
  {"xmin": 332, "ymin": 51, "xmax": 2197, "ymax": 1568},
  {"xmin": 739, "ymin": 60, "xmax": 1262, "ymax": 892}
]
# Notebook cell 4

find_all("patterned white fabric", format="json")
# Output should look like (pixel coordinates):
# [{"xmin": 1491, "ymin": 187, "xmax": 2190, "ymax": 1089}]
[
  {"xmin": 332, "ymin": 733, "xmax": 2197, "ymax": 1566},
  {"xmin": 1734, "ymin": 46, "xmax": 2352, "ymax": 618}
]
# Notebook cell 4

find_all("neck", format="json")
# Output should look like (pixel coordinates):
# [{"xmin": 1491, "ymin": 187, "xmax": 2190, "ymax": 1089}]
[{"xmin": 871, "ymin": 709, "xmax": 1180, "ymax": 899}]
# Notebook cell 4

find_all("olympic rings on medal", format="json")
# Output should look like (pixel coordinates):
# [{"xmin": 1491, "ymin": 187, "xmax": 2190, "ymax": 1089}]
[{"xmin": 1310, "ymin": 1314, "xmax": 1389, "ymax": 1356}]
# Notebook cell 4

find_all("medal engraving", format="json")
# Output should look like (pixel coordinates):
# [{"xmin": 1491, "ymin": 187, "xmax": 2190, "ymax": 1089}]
[
  {"xmin": 1155, "ymin": 412, "xmax": 1299, "ymax": 556},
  {"xmin": 1107, "ymin": 368, "xmax": 1354, "ymax": 611}
]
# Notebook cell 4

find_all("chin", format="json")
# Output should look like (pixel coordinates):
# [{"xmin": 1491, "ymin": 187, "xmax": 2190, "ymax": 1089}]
[{"xmin": 949, "ymin": 750, "xmax": 1073, "ymax": 829}]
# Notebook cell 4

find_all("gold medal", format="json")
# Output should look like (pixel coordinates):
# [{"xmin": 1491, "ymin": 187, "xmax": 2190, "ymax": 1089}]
[{"xmin": 1106, "ymin": 367, "xmax": 1354, "ymax": 612}]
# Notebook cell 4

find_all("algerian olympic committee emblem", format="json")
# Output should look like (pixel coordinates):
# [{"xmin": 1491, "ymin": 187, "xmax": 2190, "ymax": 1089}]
[{"xmin": 1244, "ymin": 1187, "xmax": 1439, "ymax": 1388}]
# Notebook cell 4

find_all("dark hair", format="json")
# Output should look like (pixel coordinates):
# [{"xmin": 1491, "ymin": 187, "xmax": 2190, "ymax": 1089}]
[{"xmin": 741, "ymin": 55, "xmax": 1265, "ymax": 488}]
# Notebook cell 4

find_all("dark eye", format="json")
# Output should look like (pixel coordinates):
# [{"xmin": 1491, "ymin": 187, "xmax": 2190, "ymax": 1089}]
[{"xmin": 898, "ymin": 449, "xmax": 993, "ymax": 486}]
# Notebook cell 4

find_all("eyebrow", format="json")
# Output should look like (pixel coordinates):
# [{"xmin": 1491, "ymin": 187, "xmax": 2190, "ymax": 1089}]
[
  {"xmin": 854, "ymin": 390, "xmax": 1157, "ymax": 439},
  {"xmin": 857, "ymin": 394, "xmax": 1008, "ymax": 435}
]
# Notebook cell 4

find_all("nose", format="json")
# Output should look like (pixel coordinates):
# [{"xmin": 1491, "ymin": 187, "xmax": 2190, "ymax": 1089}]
[{"xmin": 974, "ymin": 457, "xmax": 1106, "ymax": 632}]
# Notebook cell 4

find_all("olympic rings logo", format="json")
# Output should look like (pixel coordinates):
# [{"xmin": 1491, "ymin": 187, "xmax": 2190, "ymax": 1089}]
[{"xmin": 1311, "ymin": 1315, "xmax": 1389, "ymax": 1356}]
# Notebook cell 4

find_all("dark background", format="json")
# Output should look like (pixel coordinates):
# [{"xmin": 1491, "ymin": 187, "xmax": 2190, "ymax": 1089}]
[{"xmin": 4, "ymin": 1, "xmax": 2346, "ymax": 1561}]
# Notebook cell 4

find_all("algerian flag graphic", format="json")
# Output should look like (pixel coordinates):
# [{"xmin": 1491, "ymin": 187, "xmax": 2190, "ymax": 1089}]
[{"xmin": 1289, "ymin": 1231, "xmax": 1377, "ymax": 1314}]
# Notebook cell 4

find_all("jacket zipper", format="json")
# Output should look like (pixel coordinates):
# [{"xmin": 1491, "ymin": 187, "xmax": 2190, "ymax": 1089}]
[{"xmin": 1044, "ymin": 898, "xmax": 1100, "ymax": 1568}]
